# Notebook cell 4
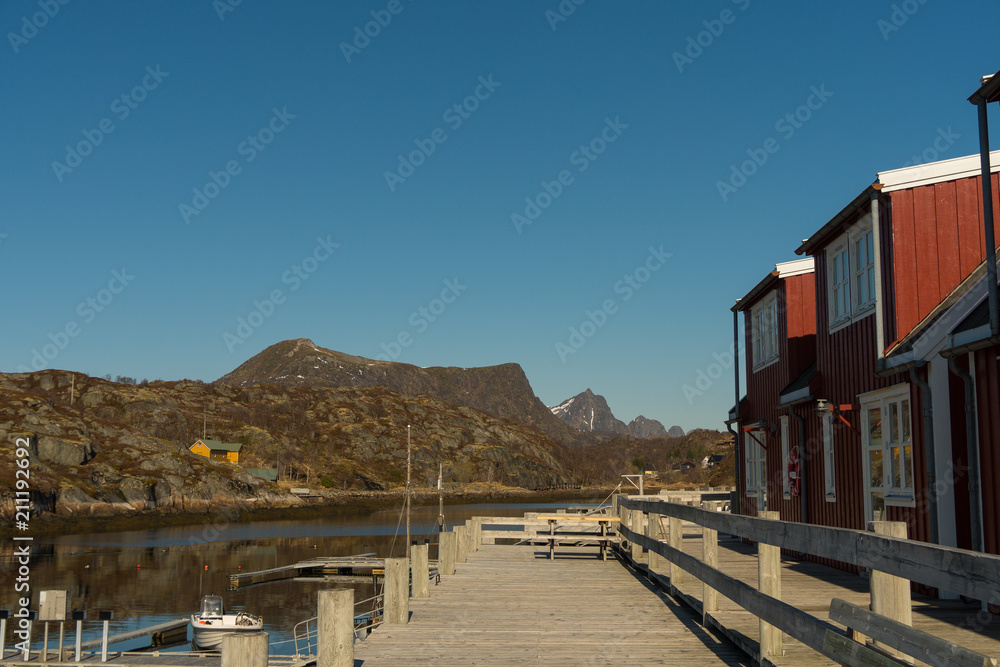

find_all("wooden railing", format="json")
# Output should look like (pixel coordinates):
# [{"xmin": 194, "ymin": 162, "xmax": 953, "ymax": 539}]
[{"xmin": 616, "ymin": 495, "xmax": 1000, "ymax": 667}]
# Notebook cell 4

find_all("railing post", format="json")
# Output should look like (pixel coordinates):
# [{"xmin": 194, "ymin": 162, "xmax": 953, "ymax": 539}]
[
  {"xmin": 668, "ymin": 511, "xmax": 683, "ymax": 595},
  {"xmin": 631, "ymin": 509, "xmax": 645, "ymax": 563},
  {"xmin": 384, "ymin": 558, "xmax": 409, "ymax": 625},
  {"xmin": 869, "ymin": 521, "xmax": 912, "ymax": 664},
  {"xmin": 646, "ymin": 506, "xmax": 661, "ymax": 573},
  {"xmin": 758, "ymin": 511, "xmax": 782, "ymax": 662},
  {"xmin": 703, "ymin": 503, "xmax": 718, "ymax": 623},
  {"xmin": 221, "ymin": 631, "xmax": 268, "ymax": 667},
  {"xmin": 473, "ymin": 517, "xmax": 482, "ymax": 551},
  {"xmin": 317, "ymin": 589, "xmax": 353, "ymax": 667},
  {"xmin": 411, "ymin": 542, "xmax": 430, "ymax": 599},
  {"xmin": 455, "ymin": 525, "xmax": 467, "ymax": 564},
  {"xmin": 439, "ymin": 531, "xmax": 456, "ymax": 575}
]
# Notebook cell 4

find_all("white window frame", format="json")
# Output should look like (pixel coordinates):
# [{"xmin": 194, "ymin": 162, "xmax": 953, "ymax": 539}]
[
  {"xmin": 826, "ymin": 214, "xmax": 875, "ymax": 333},
  {"xmin": 780, "ymin": 416, "xmax": 790, "ymax": 499},
  {"xmin": 822, "ymin": 411, "xmax": 836, "ymax": 500},
  {"xmin": 860, "ymin": 384, "xmax": 915, "ymax": 507},
  {"xmin": 751, "ymin": 291, "xmax": 779, "ymax": 371},
  {"xmin": 829, "ymin": 240, "xmax": 851, "ymax": 327},
  {"xmin": 852, "ymin": 225, "xmax": 876, "ymax": 313},
  {"xmin": 744, "ymin": 430, "xmax": 766, "ymax": 499}
]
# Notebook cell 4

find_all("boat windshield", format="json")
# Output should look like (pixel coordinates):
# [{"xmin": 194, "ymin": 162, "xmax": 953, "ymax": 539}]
[{"xmin": 200, "ymin": 596, "xmax": 224, "ymax": 617}]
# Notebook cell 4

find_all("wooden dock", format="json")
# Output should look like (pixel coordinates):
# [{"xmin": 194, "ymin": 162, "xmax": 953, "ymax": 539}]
[
  {"xmin": 0, "ymin": 649, "xmax": 313, "ymax": 666},
  {"xmin": 354, "ymin": 544, "xmax": 752, "ymax": 665},
  {"xmin": 229, "ymin": 555, "xmax": 383, "ymax": 589}
]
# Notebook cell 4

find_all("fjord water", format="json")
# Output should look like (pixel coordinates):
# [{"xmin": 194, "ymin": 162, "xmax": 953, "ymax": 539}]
[{"xmin": 2, "ymin": 500, "xmax": 595, "ymax": 654}]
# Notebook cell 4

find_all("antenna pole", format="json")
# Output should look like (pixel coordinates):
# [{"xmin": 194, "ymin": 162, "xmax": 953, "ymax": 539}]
[{"xmin": 438, "ymin": 461, "xmax": 444, "ymax": 532}]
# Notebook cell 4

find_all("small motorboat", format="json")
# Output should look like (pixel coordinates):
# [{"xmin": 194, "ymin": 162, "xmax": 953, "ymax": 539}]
[{"xmin": 190, "ymin": 594, "xmax": 263, "ymax": 650}]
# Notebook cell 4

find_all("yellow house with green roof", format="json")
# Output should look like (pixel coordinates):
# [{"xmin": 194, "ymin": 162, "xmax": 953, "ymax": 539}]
[{"xmin": 189, "ymin": 438, "xmax": 242, "ymax": 465}]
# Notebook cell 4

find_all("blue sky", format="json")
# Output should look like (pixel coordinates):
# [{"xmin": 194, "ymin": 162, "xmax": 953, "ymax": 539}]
[{"xmin": 2, "ymin": 0, "xmax": 999, "ymax": 431}]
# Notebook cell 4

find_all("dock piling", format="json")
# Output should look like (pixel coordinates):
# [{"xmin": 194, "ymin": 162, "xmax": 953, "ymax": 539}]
[
  {"xmin": 317, "ymin": 588, "xmax": 353, "ymax": 667},
  {"xmin": 455, "ymin": 526, "xmax": 467, "ymax": 564},
  {"xmin": 221, "ymin": 631, "xmax": 268, "ymax": 667},
  {"xmin": 385, "ymin": 558, "xmax": 409, "ymax": 625},
  {"xmin": 440, "ymin": 531, "xmax": 456, "ymax": 575},
  {"xmin": 411, "ymin": 542, "xmax": 430, "ymax": 598}
]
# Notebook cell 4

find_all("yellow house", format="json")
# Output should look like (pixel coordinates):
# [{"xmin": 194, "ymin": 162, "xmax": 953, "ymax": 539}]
[{"xmin": 189, "ymin": 438, "xmax": 242, "ymax": 465}]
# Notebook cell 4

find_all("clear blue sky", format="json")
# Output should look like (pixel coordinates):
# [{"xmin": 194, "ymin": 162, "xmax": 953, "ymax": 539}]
[{"xmin": 3, "ymin": 0, "xmax": 999, "ymax": 431}]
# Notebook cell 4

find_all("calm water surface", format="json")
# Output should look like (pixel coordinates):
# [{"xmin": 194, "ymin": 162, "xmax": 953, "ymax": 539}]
[{"xmin": 1, "ymin": 500, "xmax": 597, "ymax": 654}]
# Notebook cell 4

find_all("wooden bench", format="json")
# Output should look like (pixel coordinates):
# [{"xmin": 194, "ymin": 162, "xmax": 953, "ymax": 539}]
[
  {"xmin": 535, "ymin": 515, "xmax": 621, "ymax": 561},
  {"xmin": 824, "ymin": 598, "xmax": 999, "ymax": 667}
]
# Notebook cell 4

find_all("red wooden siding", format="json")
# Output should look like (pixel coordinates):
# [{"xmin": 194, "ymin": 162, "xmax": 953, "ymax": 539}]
[
  {"xmin": 888, "ymin": 172, "xmax": 1000, "ymax": 345},
  {"xmin": 949, "ymin": 356, "xmax": 973, "ymax": 551},
  {"xmin": 737, "ymin": 274, "xmax": 816, "ymax": 522},
  {"xmin": 808, "ymin": 241, "xmax": 928, "ymax": 563},
  {"xmin": 974, "ymin": 345, "xmax": 1000, "ymax": 556}
]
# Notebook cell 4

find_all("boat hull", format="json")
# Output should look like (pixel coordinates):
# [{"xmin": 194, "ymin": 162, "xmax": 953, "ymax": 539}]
[{"xmin": 190, "ymin": 615, "xmax": 264, "ymax": 650}]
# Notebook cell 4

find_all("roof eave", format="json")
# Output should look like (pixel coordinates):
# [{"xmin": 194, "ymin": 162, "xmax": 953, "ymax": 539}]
[
  {"xmin": 732, "ymin": 272, "xmax": 779, "ymax": 312},
  {"xmin": 796, "ymin": 185, "xmax": 877, "ymax": 256},
  {"xmin": 969, "ymin": 70, "xmax": 1000, "ymax": 105}
]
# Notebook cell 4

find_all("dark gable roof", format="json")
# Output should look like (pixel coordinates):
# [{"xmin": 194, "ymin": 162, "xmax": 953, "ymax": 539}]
[
  {"xmin": 732, "ymin": 271, "xmax": 779, "ymax": 313},
  {"xmin": 796, "ymin": 186, "xmax": 876, "ymax": 257}
]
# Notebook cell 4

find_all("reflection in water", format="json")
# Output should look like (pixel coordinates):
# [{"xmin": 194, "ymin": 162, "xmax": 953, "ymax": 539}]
[{"xmin": 0, "ymin": 500, "xmax": 594, "ymax": 654}]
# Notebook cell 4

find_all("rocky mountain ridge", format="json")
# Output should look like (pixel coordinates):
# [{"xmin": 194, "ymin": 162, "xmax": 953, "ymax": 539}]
[{"xmin": 216, "ymin": 339, "xmax": 594, "ymax": 447}]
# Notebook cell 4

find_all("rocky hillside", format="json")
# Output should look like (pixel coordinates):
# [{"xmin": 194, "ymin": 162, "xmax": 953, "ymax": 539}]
[
  {"xmin": 627, "ymin": 416, "xmax": 667, "ymax": 439},
  {"xmin": 216, "ymin": 339, "xmax": 593, "ymax": 447},
  {"xmin": 549, "ymin": 389, "xmax": 669, "ymax": 439},
  {"xmin": 0, "ymin": 370, "xmax": 573, "ymax": 526},
  {"xmin": 561, "ymin": 428, "xmax": 733, "ymax": 486}
]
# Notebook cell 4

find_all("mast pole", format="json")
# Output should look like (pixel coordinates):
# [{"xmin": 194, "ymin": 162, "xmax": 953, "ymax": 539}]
[
  {"xmin": 406, "ymin": 425, "xmax": 411, "ymax": 552},
  {"xmin": 438, "ymin": 462, "xmax": 444, "ymax": 532}
]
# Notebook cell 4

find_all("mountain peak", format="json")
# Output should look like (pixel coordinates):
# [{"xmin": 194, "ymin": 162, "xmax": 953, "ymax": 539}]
[
  {"xmin": 549, "ymin": 389, "xmax": 628, "ymax": 435},
  {"xmin": 216, "ymin": 339, "xmax": 590, "ymax": 446},
  {"xmin": 550, "ymin": 391, "xmax": 669, "ymax": 439}
]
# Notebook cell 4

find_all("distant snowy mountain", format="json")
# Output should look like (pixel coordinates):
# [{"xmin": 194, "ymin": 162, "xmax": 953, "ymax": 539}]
[
  {"xmin": 549, "ymin": 389, "xmax": 671, "ymax": 439},
  {"xmin": 549, "ymin": 389, "xmax": 628, "ymax": 434}
]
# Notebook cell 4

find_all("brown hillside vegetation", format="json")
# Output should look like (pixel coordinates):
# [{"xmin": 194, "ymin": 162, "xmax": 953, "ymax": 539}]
[{"xmin": 564, "ymin": 429, "xmax": 735, "ymax": 487}]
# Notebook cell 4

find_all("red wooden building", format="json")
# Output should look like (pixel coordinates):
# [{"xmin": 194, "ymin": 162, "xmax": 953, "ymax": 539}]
[{"xmin": 730, "ymin": 145, "xmax": 1000, "ymax": 586}]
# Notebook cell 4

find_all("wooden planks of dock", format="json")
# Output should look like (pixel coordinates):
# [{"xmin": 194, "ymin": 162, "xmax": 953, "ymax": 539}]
[{"xmin": 355, "ymin": 544, "xmax": 751, "ymax": 665}]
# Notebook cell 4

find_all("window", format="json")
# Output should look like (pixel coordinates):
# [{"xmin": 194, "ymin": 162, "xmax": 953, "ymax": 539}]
[
  {"xmin": 822, "ymin": 411, "xmax": 835, "ymax": 499},
  {"xmin": 751, "ymin": 292, "xmax": 779, "ymax": 370},
  {"xmin": 854, "ymin": 227, "xmax": 875, "ymax": 310},
  {"xmin": 860, "ymin": 385, "xmax": 914, "ymax": 511},
  {"xmin": 830, "ymin": 243, "xmax": 850, "ymax": 324},
  {"xmin": 744, "ymin": 430, "xmax": 766, "ymax": 499},
  {"xmin": 826, "ymin": 214, "xmax": 875, "ymax": 331},
  {"xmin": 780, "ymin": 416, "xmax": 790, "ymax": 498}
]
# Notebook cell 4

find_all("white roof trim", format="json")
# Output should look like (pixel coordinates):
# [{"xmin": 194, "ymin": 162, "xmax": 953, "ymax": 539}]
[
  {"xmin": 878, "ymin": 150, "xmax": 1000, "ymax": 193},
  {"xmin": 905, "ymin": 261, "xmax": 997, "ymax": 360},
  {"xmin": 950, "ymin": 323, "xmax": 992, "ymax": 350},
  {"xmin": 775, "ymin": 257, "xmax": 814, "ymax": 278}
]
